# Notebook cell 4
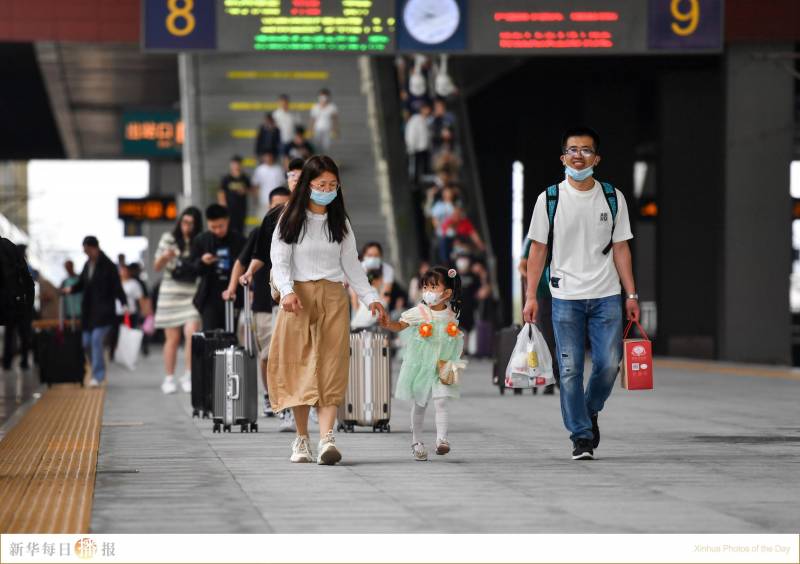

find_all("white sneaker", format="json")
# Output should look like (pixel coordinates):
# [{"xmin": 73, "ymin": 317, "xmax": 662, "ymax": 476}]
[
  {"xmin": 317, "ymin": 430, "xmax": 342, "ymax": 465},
  {"xmin": 279, "ymin": 410, "xmax": 296, "ymax": 433},
  {"xmin": 435, "ymin": 439, "xmax": 450, "ymax": 456},
  {"xmin": 88, "ymin": 378, "xmax": 100, "ymax": 388},
  {"xmin": 161, "ymin": 377, "xmax": 177, "ymax": 394},
  {"xmin": 412, "ymin": 442, "xmax": 428, "ymax": 461},
  {"xmin": 290, "ymin": 435, "xmax": 313, "ymax": 463},
  {"xmin": 310, "ymin": 407, "xmax": 319, "ymax": 424},
  {"xmin": 179, "ymin": 373, "xmax": 191, "ymax": 393}
]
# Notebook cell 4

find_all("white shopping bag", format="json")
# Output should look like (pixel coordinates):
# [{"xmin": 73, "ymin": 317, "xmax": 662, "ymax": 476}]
[
  {"xmin": 113, "ymin": 317, "xmax": 143, "ymax": 371},
  {"xmin": 504, "ymin": 323, "xmax": 554, "ymax": 389}
]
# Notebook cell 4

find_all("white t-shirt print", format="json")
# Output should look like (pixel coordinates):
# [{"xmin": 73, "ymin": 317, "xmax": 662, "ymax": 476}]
[{"xmin": 527, "ymin": 179, "xmax": 633, "ymax": 300}]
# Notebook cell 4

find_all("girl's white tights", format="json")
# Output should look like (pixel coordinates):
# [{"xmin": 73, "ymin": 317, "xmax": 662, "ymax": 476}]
[{"xmin": 410, "ymin": 398, "xmax": 449, "ymax": 444}]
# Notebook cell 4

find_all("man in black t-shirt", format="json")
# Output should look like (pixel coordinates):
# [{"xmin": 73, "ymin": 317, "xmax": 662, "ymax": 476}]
[
  {"xmin": 225, "ymin": 186, "xmax": 292, "ymax": 418},
  {"xmin": 217, "ymin": 155, "xmax": 252, "ymax": 235},
  {"xmin": 190, "ymin": 204, "xmax": 246, "ymax": 330}
]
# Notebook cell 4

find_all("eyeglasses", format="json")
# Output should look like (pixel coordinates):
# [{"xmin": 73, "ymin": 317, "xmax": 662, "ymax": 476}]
[
  {"xmin": 564, "ymin": 147, "xmax": 596, "ymax": 158},
  {"xmin": 310, "ymin": 182, "xmax": 339, "ymax": 192}
]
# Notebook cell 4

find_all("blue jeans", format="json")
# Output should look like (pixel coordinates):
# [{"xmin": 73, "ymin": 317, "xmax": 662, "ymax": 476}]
[
  {"xmin": 551, "ymin": 296, "xmax": 622, "ymax": 442},
  {"xmin": 82, "ymin": 326, "xmax": 111, "ymax": 382}
]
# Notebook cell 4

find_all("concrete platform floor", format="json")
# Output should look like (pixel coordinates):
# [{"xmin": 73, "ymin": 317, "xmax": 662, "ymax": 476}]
[{"xmin": 90, "ymin": 348, "xmax": 800, "ymax": 533}]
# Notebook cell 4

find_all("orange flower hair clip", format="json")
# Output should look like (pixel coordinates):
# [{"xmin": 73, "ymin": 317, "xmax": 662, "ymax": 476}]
[
  {"xmin": 419, "ymin": 323, "xmax": 433, "ymax": 338},
  {"xmin": 446, "ymin": 321, "xmax": 459, "ymax": 337}
]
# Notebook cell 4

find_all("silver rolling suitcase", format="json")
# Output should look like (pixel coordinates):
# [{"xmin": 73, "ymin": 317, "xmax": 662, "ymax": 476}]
[
  {"xmin": 337, "ymin": 329, "xmax": 391, "ymax": 433},
  {"xmin": 212, "ymin": 293, "xmax": 258, "ymax": 433}
]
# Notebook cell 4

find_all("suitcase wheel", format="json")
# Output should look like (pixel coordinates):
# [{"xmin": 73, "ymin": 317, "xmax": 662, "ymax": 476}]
[
  {"xmin": 532, "ymin": 388, "xmax": 537, "ymax": 395},
  {"xmin": 250, "ymin": 423, "xmax": 258, "ymax": 433},
  {"xmin": 240, "ymin": 424, "xmax": 248, "ymax": 433},
  {"xmin": 513, "ymin": 388, "xmax": 523, "ymax": 395},
  {"xmin": 223, "ymin": 424, "xmax": 232, "ymax": 433},
  {"xmin": 212, "ymin": 422, "xmax": 221, "ymax": 433}
]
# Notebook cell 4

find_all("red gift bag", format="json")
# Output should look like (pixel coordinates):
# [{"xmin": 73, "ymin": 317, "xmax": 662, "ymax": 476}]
[{"xmin": 621, "ymin": 320, "xmax": 653, "ymax": 390}]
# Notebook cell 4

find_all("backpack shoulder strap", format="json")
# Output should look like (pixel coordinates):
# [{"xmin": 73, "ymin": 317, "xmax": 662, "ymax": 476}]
[
  {"xmin": 600, "ymin": 182, "xmax": 618, "ymax": 255},
  {"xmin": 540, "ymin": 183, "xmax": 560, "ymax": 291}
]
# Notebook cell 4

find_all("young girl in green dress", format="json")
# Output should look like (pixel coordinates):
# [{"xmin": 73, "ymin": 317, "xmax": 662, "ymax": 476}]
[{"xmin": 380, "ymin": 266, "xmax": 466, "ymax": 461}]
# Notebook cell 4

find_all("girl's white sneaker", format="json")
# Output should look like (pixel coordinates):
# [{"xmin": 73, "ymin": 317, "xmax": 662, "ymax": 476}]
[{"xmin": 412, "ymin": 442, "xmax": 428, "ymax": 461}]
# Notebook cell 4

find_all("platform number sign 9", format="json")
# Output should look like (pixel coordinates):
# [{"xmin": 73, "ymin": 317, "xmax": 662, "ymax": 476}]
[
  {"xmin": 143, "ymin": 0, "xmax": 215, "ymax": 50},
  {"xmin": 670, "ymin": 0, "xmax": 699, "ymax": 36},
  {"xmin": 648, "ymin": 0, "xmax": 721, "ymax": 50}
]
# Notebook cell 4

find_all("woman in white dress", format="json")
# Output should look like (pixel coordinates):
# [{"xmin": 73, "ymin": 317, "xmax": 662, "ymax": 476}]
[{"xmin": 153, "ymin": 207, "xmax": 203, "ymax": 394}]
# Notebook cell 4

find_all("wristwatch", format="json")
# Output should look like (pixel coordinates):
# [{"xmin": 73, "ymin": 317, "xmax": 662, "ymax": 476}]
[{"xmin": 626, "ymin": 293, "xmax": 639, "ymax": 301}]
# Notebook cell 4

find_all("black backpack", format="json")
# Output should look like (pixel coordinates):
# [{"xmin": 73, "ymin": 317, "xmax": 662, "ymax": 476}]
[{"xmin": 0, "ymin": 237, "xmax": 35, "ymax": 325}]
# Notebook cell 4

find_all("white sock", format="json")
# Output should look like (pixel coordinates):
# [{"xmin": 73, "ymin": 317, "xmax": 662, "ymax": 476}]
[
  {"xmin": 165, "ymin": 374, "xmax": 175, "ymax": 380},
  {"xmin": 434, "ymin": 398, "xmax": 449, "ymax": 442},
  {"xmin": 411, "ymin": 403, "xmax": 427, "ymax": 444}
]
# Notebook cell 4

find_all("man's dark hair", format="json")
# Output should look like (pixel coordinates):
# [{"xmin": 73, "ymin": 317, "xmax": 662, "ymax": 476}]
[
  {"xmin": 288, "ymin": 158, "xmax": 305, "ymax": 171},
  {"xmin": 561, "ymin": 126, "xmax": 601, "ymax": 153},
  {"xmin": 205, "ymin": 204, "xmax": 229, "ymax": 220},
  {"xmin": 279, "ymin": 93, "xmax": 289, "ymax": 101},
  {"xmin": 82, "ymin": 235, "xmax": 99, "ymax": 248},
  {"xmin": 319, "ymin": 88, "xmax": 331, "ymax": 97},
  {"xmin": 269, "ymin": 187, "xmax": 291, "ymax": 203},
  {"xmin": 264, "ymin": 112, "xmax": 274, "ymax": 121},
  {"xmin": 230, "ymin": 155, "xmax": 243, "ymax": 163}
]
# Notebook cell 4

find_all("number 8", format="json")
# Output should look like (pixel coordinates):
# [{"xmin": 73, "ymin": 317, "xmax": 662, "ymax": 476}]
[
  {"xmin": 166, "ymin": 0, "xmax": 196, "ymax": 37},
  {"xmin": 670, "ymin": 0, "xmax": 699, "ymax": 37}
]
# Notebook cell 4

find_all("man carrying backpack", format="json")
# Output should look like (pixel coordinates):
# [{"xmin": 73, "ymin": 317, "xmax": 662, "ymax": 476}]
[
  {"xmin": 0, "ymin": 238, "xmax": 35, "ymax": 370},
  {"xmin": 523, "ymin": 126, "xmax": 639, "ymax": 461}
]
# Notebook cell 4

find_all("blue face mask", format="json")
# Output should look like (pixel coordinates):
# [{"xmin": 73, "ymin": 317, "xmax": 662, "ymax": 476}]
[
  {"xmin": 310, "ymin": 189, "xmax": 338, "ymax": 206},
  {"xmin": 565, "ymin": 165, "xmax": 594, "ymax": 182}
]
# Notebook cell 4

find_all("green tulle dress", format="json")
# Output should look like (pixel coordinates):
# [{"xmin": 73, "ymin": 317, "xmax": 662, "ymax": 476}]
[{"xmin": 394, "ymin": 304, "xmax": 464, "ymax": 406}]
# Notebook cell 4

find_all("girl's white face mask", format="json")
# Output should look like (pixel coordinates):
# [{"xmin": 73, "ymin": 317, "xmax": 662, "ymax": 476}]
[{"xmin": 422, "ymin": 290, "xmax": 443, "ymax": 306}]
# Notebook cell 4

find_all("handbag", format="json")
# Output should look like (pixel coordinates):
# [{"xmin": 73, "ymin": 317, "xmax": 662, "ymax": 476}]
[
  {"xmin": 170, "ymin": 257, "xmax": 197, "ymax": 283},
  {"xmin": 439, "ymin": 359, "xmax": 467, "ymax": 385}
]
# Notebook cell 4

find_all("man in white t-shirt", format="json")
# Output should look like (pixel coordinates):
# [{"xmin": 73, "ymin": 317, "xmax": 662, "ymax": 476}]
[
  {"xmin": 272, "ymin": 94, "xmax": 299, "ymax": 150},
  {"xmin": 252, "ymin": 151, "xmax": 286, "ymax": 210},
  {"xmin": 522, "ymin": 126, "xmax": 640, "ymax": 461},
  {"xmin": 309, "ymin": 88, "xmax": 339, "ymax": 153}
]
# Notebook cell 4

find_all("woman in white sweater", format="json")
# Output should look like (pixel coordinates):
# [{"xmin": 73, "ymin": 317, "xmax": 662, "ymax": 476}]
[{"xmin": 269, "ymin": 155, "xmax": 387, "ymax": 465}]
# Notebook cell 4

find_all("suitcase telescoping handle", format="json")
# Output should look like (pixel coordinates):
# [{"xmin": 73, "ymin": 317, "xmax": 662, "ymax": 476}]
[
  {"xmin": 241, "ymin": 281, "xmax": 254, "ymax": 356},
  {"xmin": 224, "ymin": 298, "xmax": 235, "ymax": 334}
]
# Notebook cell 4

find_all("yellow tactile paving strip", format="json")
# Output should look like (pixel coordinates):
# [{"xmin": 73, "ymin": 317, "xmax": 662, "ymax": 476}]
[
  {"xmin": 657, "ymin": 358, "xmax": 800, "ymax": 382},
  {"xmin": 0, "ymin": 385, "xmax": 105, "ymax": 533}
]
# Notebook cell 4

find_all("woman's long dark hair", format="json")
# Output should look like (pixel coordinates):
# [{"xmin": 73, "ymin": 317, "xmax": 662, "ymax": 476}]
[
  {"xmin": 171, "ymin": 206, "xmax": 203, "ymax": 252},
  {"xmin": 421, "ymin": 265, "xmax": 463, "ymax": 318},
  {"xmin": 278, "ymin": 155, "xmax": 349, "ymax": 244}
]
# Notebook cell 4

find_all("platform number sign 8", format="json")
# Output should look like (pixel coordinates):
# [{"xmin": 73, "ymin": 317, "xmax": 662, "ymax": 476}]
[
  {"xmin": 670, "ymin": 0, "xmax": 699, "ymax": 36},
  {"xmin": 143, "ymin": 0, "xmax": 215, "ymax": 50},
  {"xmin": 166, "ymin": 0, "xmax": 196, "ymax": 37},
  {"xmin": 648, "ymin": 0, "xmax": 721, "ymax": 50}
]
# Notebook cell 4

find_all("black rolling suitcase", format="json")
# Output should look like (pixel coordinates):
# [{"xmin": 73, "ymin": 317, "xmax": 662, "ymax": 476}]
[
  {"xmin": 36, "ymin": 300, "xmax": 85, "ymax": 386},
  {"xmin": 191, "ymin": 301, "xmax": 237, "ymax": 418},
  {"xmin": 211, "ymin": 288, "xmax": 258, "ymax": 433},
  {"xmin": 493, "ymin": 324, "xmax": 536, "ymax": 395}
]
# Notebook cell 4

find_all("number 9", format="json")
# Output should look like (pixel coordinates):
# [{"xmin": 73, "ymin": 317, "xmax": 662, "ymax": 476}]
[{"xmin": 670, "ymin": 0, "xmax": 699, "ymax": 37}]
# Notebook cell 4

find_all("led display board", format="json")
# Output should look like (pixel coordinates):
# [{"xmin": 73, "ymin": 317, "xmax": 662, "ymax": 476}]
[
  {"xmin": 118, "ymin": 197, "xmax": 178, "ymax": 222},
  {"xmin": 122, "ymin": 110, "xmax": 183, "ymax": 157},
  {"xmin": 143, "ymin": 0, "xmax": 722, "ymax": 54}
]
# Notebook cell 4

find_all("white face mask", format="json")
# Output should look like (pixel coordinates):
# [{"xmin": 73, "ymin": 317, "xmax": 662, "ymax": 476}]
[
  {"xmin": 422, "ymin": 290, "xmax": 443, "ymax": 306},
  {"xmin": 362, "ymin": 256, "xmax": 382, "ymax": 270}
]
